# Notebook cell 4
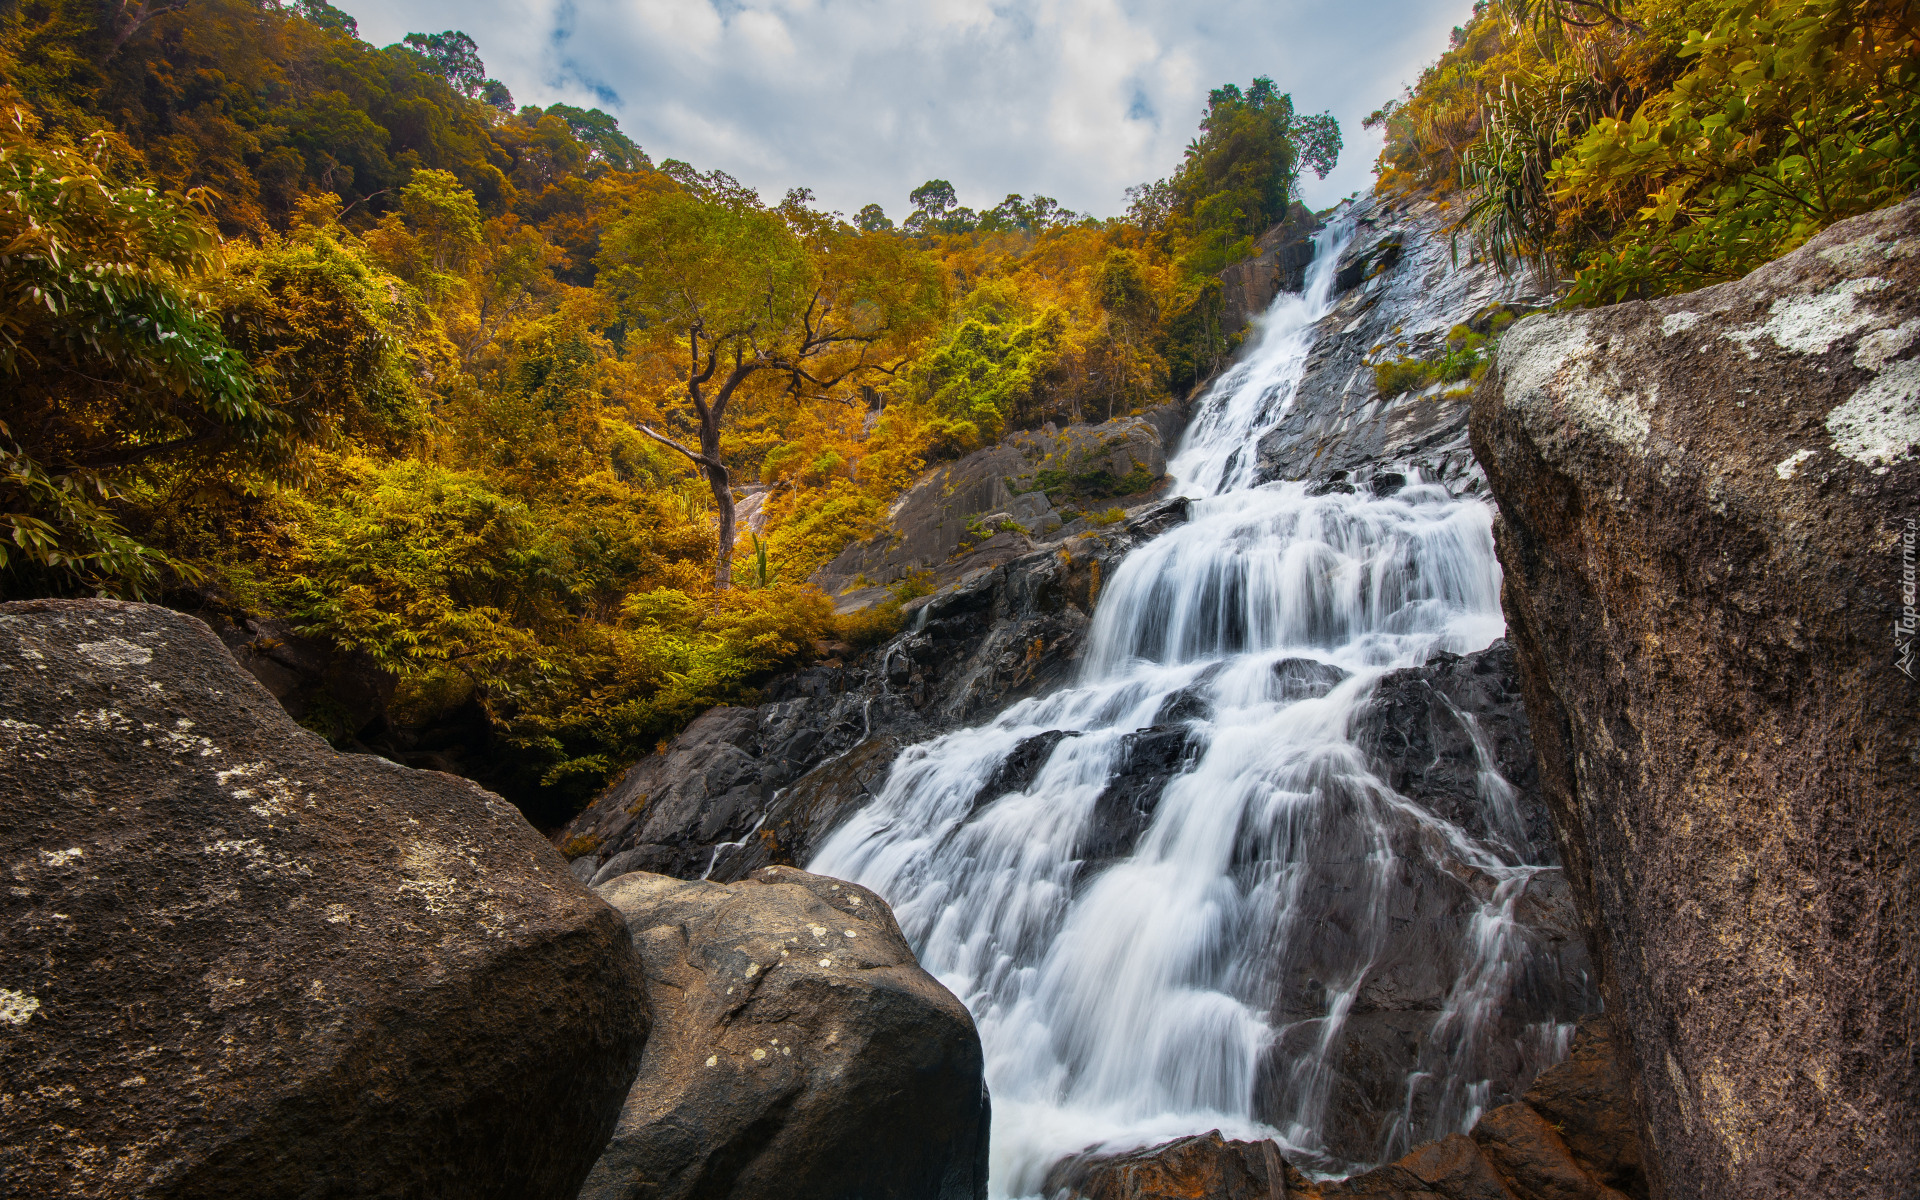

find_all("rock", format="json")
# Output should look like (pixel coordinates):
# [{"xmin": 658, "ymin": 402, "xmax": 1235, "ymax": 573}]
[
  {"xmin": 811, "ymin": 407, "xmax": 1187, "ymax": 609},
  {"xmin": 1220, "ymin": 202, "xmax": 1323, "ymax": 334},
  {"xmin": 1078, "ymin": 724, "xmax": 1195, "ymax": 867},
  {"xmin": 1318, "ymin": 1134, "xmax": 1519, "ymax": 1200},
  {"xmin": 0, "ymin": 599, "xmax": 647, "ymax": 1199},
  {"xmin": 1042, "ymin": 1130, "xmax": 1299, "ymax": 1200},
  {"xmin": 559, "ymin": 502, "xmax": 1185, "ymax": 887},
  {"xmin": 185, "ymin": 604, "xmax": 394, "ymax": 744},
  {"xmin": 1090, "ymin": 1018, "xmax": 1644, "ymax": 1200},
  {"xmin": 1471, "ymin": 1104, "xmax": 1626, "ymax": 1200},
  {"xmin": 1352, "ymin": 642, "xmax": 1548, "ymax": 859},
  {"xmin": 582, "ymin": 866, "xmax": 988, "ymax": 1200},
  {"xmin": 1250, "ymin": 194, "xmax": 1554, "ymax": 494},
  {"xmin": 1519, "ymin": 1017, "xmax": 1644, "ymax": 1198},
  {"xmin": 1471, "ymin": 197, "xmax": 1920, "ymax": 1197},
  {"xmin": 1249, "ymin": 641, "xmax": 1595, "ymax": 1166},
  {"xmin": 564, "ymin": 618, "xmax": 1596, "ymax": 1173}
]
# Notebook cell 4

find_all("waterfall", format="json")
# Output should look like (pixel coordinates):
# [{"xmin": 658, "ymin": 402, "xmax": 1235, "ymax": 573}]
[{"xmin": 811, "ymin": 216, "xmax": 1569, "ymax": 1195}]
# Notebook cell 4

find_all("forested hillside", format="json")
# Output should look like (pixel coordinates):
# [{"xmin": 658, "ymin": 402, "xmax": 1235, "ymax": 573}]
[
  {"xmin": 0, "ymin": 0, "xmax": 1341, "ymax": 822},
  {"xmin": 3, "ymin": 0, "xmax": 1909, "ymax": 825},
  {"xmin": 1374, "ymin": 0, "xmax": 1917, "ymax": 303}
]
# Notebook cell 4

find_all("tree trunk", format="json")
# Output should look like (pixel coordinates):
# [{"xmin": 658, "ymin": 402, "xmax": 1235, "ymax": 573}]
[{"xmin": 701, "ymin": 421, "xmax": 736, "ymax": 589}]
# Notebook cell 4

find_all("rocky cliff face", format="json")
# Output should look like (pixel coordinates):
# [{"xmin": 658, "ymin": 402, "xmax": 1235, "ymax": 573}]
[
  {"xmin": 1472, "ymin": 198, "xmax": 1920, "ymax": 1198},
  {"xmin": 1254, "ymin": 195, "xmax": 1553, "ymax": 495},
  {"xmin": 0, "ymin": 600, "xmax": 648, "ymax": 1199},
  {"xmin": 811, "ymin": 405, "xmax": 1188, "ymax": 613}
]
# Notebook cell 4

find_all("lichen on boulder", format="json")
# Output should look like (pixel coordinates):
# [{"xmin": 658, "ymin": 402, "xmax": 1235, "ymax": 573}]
[{"xmin": 0, "ymin": 599, "xmax": 648, "ymax": 1199}]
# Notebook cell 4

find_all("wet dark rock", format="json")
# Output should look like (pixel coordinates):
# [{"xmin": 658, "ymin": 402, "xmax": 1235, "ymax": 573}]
[
  {"xmin": 1241, "ymin": 641, "xmax": 1594, "ymax": 1166},
  {"xmin": 980, "ymin": 729, "xmax": 1082, "ymax": 805},
  {"xmin": 1473, "ymin": 197, "xmax": 1920, "ymax": 1198},
  {"xmin": 1079, "ymin": 724, "xmax": 1198, "ymax": 866},
  {"xmin": 1078, "ymin": 1017, "xmax": 1641, "ymax": 1200},
  {"xmin": 812, "ymin": 407, "xmax": 1188, "ymax": 610},
  {"xmin": 0, "ymin": 600, "xmax": 648, "ymax": 1200},
  {"xmin": 1352, "ymin": 642, "xmax": 1548, "ymax": 859},
  {"xmin": 1251, "ymin": 195, "xmax": 1553, "ymax": 496},
  {"xmin": 1274, "ymin": 656, "xmax": 1350, "ymax": 702},
  {"xmin": 1043, "ymin": 1130, "xmax": 1300, "ymax": 1200},
  {"xmin": 1517, "ymin": 1016, "xmax": 1645, "ymax": 1199},
  {"xmin": 559, "ymin": 505, "xmax": 1185, "ymax": 886},
  {"xmin": 582, "ymin": 866, "xmax": 987, "ymax": 1200},
  {"xmin": 1220, "ymin": 201, "xmax": 1323, "ymax": 335}
]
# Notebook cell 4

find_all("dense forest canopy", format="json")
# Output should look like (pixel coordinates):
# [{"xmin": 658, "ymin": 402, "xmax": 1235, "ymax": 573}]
[
  {"xmin": 2, "ymin": 0, "xmax": 1910, "ymax": 824},
  {"xmin": 0, "ymin": 0, "xmax": 1340, "ymax": 823}
]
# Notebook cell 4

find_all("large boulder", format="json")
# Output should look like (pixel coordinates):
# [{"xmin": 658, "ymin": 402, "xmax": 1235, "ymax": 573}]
[
  {"xmin": 581, "ymin": 866, "xmax": 988, "ymax": 1200},
  {"xmin": 0, "ymin": 599, "xmax": 648, "ymax": 1199},
  {"xmin": 1471, "ymin": 199, "xmax": 1920, "ymax": 1198}
]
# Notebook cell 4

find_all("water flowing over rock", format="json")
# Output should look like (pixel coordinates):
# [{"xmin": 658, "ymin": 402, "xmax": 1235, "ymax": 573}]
[
  {"xmin": 0, "ymin": 599, "xmax": 647, "ymax": 1199},
  {"xmin": 1052, "ymin": 1014, "xmax": 1642, "ymax": 1200},
  {"xmin": 580, "ymin": 866, "xmax": 988, "ymax": 1200},
  {"xmin": 806, "ymin": 207, "xmax": 1596, "ymax": 1191},
  {"xmin": 1246, "ymin": 197, "xmax": 1553, "ymax": 496},
  {"xmin": 1472, "ymin": 198, "xmax": 1920, "ymax": 1199}
]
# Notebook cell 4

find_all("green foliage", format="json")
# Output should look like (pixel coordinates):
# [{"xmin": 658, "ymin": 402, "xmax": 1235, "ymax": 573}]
[
  {"xmin": 1370, "ymin": 323, "xmax": 1499, "ymax": 395},
  {"xmin": 0, "ymin": 112, "xmax": 260, "ymax": 591},
  {"xmin": 1558, "ymin": 0, "xmax": 1920, "ymax": 301},
  {"xmin": 902, "ymin": 282, "xmax": 1066, "ymax": 441},
  {"xmin": 1167, "ymin": 78, "xmax": 1341, "ymax": 276},
  {"xmin": 1389, "ymin": 0, "xmax": 1920, "ymax": 304}
]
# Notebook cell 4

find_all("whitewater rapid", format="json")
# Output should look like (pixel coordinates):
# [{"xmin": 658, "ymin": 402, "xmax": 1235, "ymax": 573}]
[{"xmin": 811, "ymin": 216, "xmax": 1566, "ymax": 1194}]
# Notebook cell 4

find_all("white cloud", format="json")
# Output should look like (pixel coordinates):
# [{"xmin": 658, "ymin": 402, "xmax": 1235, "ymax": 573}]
[{"xmin": 336, "ymin": 0, "xmax": 1475, "ymax": 219}]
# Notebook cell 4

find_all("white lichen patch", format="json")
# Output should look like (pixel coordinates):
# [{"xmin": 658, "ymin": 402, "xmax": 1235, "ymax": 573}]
[
  {"xmin": 706, "ymin": 1055, "xmax": 718, "ymax": 1067},
  {"xmin": 76, "ymin": 637, "xmax": 153, "ymax": 667},
  {"xmin": 1826, "ymin": 358, "xmax": 1920, "ymax": 466},
  {"xmin": 1855, "ymin": 318, "xmax": 1920, "ymax": 371},
  {"xmin": 751, "ymin": 1048, "xmax": 767, "ymax": 1061},
  {"xmin": 1724, "ymin": 277, "xmax": 1890, "ymax": 357},
  {"xmin": 744, "ymin": 962, "xmax": 760, "ymax": 977},
  {"xmin": 1774, "ymin": 449, "xmax": 1817, "ymax": 480},
  {"xmin": 40, "ymin": 848, "xmax": 83, "ymax": 868},
  {"xmin": 0, "ymin": 988, "xmax": 42, "ymax": 1025},
  {"xmin": 1500, "ymin": 316, "xmax": 1653, "ymax": 452},
  {"xmin": 818, "ymin": 958, "xmax": 831, "ymax": 967},
  {"xmin": 1818, "ymin": 228, "xmax": 1919, "ymax": 274},
  {"xmin": 396, "ymin": 840, "xmax": 463, "ymax": 915},
  {"xmin": 204, "ymin": 838, "xmax": 312, "ymax": 880},
  {"xmin": 843, "ymin": 929, "xmax": 857, "ymax": 938},
  {"xmin": 1662, "ymin": 311, "xmax": 1702, "ymax": 336},
  {"xmin": 807, "ymin": 923, "xmax": 827, "ymax": 941}
]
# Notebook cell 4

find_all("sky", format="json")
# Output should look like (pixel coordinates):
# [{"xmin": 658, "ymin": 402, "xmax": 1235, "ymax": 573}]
[{"xmin": 334, "ymin": 0, "xmax": 1476, "ymax": 222}]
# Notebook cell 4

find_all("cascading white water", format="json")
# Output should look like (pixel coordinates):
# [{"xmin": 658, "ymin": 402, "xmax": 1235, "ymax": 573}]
[{"xmin": 811, "ymin": 216, "xmax": 1570, "ymax": 1195}]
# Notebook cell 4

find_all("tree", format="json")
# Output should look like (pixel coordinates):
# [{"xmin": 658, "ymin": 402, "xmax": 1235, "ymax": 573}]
[
  {"xmin": 0, "ymin": 113, "xmax": 257, "ymax": 591},
  {"xmin": 401, "ymin": 31, "xmax": 487, "ymax": 98},
  {"xmin": 596, "ymin": 189, "xmax": 942, "ymax": 586},
  {"xmin": 905, "ymin": 178, "xmax": 979, "ymax": 234},
  {"xmin": 1171, "ymin": 77, "xmax": 1340, "ymax": 274},
  {"xmin": 855, "ymin": 203, "xmax": 893, "ymax": 232}
]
